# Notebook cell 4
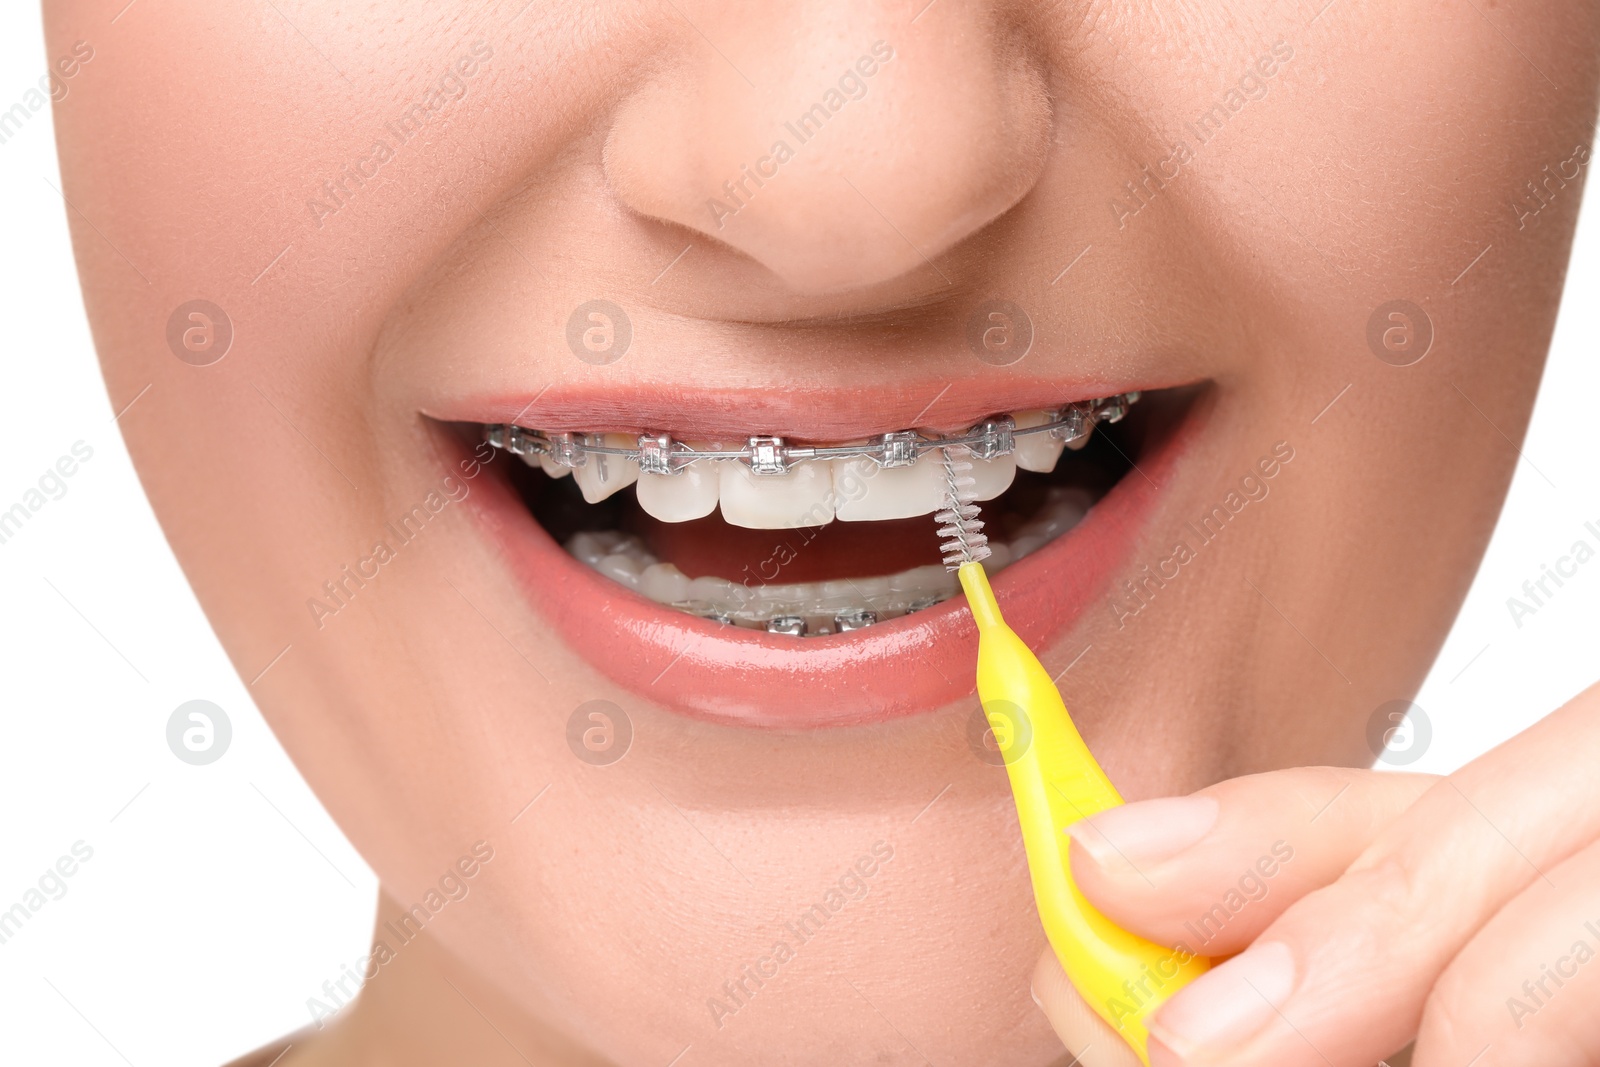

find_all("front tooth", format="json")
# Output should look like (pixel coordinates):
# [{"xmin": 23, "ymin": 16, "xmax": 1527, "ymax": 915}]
[
  {"xmin": 719, "ymin": 458, "xmax": 835, "ymax": 529},
  {"xmin": 966, "ymin": 451, "xmax": 1017, "ymax": 501},
  {"xmin": 1013, "ymin": 410, "xmax": 1066, "ymax": 473},
  {"xmin": 834, "ymin": 452, "xmax": 948, "ymax": 521},
  {"xmin": 636, "ymin": 441, "xmax": 720, "ymax": 522},
  {"xmin": 572, "ymin": 433, "xmax": 640, "ymax": 503},
  {"xmin": 637, "ymin": 469, "xmax": 718, "ymax": 523}
]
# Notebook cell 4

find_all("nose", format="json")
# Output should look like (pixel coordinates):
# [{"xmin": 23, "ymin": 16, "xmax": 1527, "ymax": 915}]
[{"xmin": 604, "ymin": 5, "xmax": 1053, "ymax": 294}]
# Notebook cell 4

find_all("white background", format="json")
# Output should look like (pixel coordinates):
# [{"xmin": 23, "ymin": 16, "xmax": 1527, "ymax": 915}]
[{"xmin": 1, "ymin": 5, "xmax": 1596, "ymax": 1066}]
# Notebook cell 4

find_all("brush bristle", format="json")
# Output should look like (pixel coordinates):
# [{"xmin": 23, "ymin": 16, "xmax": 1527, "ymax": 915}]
[{"xmin": 935, "ymin": 447, "xmax": 991, "ymax": 570}]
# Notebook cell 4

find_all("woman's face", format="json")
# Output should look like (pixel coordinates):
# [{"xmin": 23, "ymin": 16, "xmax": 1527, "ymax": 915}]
[{"xmin": 48, "ymin": 1, "xmax": 1597, "ymax": 1063}]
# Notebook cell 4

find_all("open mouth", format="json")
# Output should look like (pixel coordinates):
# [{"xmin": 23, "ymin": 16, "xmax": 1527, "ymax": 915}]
[
  {"xmin": 440, "ymin": 382, "xmax": 1200, "ymax": 726},
  {"xmin": 477, "ymin": 393, "xmax": 1151, "ymax": 636}
]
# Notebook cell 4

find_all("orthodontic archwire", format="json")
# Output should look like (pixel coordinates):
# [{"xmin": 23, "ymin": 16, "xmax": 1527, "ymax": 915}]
[
  {"xmin": 936, "ymin": 442, "xmax": 1209, "ymax": 1064},
  {"xmin": 481, "ymin": 392, "xmax": 1139, "ymax": 474}
]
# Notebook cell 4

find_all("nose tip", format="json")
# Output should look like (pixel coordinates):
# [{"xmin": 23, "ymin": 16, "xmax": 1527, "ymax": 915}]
[{"xmin": 604, "ymin": 28, "xmax": 1052, "ymax": 294}]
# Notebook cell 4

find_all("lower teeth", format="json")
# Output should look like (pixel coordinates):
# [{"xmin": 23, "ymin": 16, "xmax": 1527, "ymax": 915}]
[{"xmin": 565, "ymin": 486, "xmax": 1093, "ymax": 635}]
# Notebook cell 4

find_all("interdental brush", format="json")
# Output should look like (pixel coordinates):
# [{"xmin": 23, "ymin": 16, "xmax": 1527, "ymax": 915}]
[
  {"xmin": 936, "ymin": 446, "xmax": 1210, "ymax": 1064},
  {"xmin": 933, "ymin": 446, "xmax": 992, "ymax": 569}
]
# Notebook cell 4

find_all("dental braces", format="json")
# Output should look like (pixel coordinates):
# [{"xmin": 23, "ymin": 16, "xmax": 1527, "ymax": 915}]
[{"xmin": 482, "ymin": 392, "xmax": 1140, "ymax": 475}]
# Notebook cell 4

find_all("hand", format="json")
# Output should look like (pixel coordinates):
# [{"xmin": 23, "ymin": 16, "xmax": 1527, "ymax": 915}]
[{"xmin": 1030, "ymin": 681, "xmax": 1600, "ymax": 1067}]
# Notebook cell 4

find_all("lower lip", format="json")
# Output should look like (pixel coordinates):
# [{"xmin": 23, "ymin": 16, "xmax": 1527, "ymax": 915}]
[{"xmin": 462, "ymin": 405, "xmax": 1199, "ymax": 729}]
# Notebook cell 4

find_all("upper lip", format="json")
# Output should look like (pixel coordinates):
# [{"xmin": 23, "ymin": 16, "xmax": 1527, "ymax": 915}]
[{"xmin": 425, "ymin": 377, "xmax": 1163, "ymax": 441}]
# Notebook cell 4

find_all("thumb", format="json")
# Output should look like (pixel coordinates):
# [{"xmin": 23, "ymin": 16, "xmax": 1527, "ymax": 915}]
[{"xmin": 1031, "ymin": 948, "xmax": 1144, "ymax": 1067}]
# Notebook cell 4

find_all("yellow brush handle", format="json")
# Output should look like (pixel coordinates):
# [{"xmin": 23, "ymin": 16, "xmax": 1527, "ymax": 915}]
[{"xmin": 958, "ymin": 562, "xmax": 1208, "ymax": 1063}]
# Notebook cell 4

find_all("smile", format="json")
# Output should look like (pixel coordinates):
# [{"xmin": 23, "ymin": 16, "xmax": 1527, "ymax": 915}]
[
  {"xmin": 479, "ymin": 393, "xmax": 1139, "ymax": 634},
  {"xmin": 438, "ymin": 381, "xmax": 1203, "ymax": 727}
]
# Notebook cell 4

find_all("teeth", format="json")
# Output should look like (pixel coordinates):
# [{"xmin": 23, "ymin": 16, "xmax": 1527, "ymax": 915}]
[
  {"xmin": 834, "ymin": 451, "xmax": 948, "ymax": 522},
  {"xmin": 631, "ymin": 427, "xmax": 1038, "ymax": 530},
  {"xmin": 1010, "ymin": 533, "xmax": 1045, "ymax": 558},
  {"xmin": 508, "ymin": 396, "xmax": 1130, "ymax": 531},
  {"xmin": 568, "ymin": 530, "xmax": 634, "ymax": 566},
  {"xmin": 1013, "ymin": 410, "xmax": 1066, "ymax": 473},
  {"xmin": 596, "ymin": 552, "xmax": 645, "ymax": 585},
  {"xmin": 636, "ymin": 441, "xmax": 720, "ymax": 522},
  {"xmin": 889, "ymin": 564, "xmax": 960, "ymax": 599},
  {"xmin": 639, "ymin": 561, "xmax": 692, "ymax": 602},
  {"xmin": 636, "ymin": 434, "xmax": 1019, "ymax": 527},
  {"xmin": 965, "ymin": 452, "xmax": 1016, "ymax": 501},
  {"xmin": 1030, "ymin": 486, "xmax": 1093, "ymax": 539},
  {"xmin": 719, "ymin": 458, "xmax": 836, "ymax": 529},
  {"xmin": 572, "ymin": 434, "xmax": 640, "ymax": 503}
]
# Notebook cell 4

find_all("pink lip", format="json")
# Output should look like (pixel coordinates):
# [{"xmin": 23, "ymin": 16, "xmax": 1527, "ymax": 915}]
[{"xmin": 452, "ymin": 390, "xmax": 1201, "ymax": 728}]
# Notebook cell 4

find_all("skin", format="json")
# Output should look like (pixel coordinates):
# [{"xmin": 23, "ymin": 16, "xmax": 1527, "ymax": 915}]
[{"xmin": 43, "ymin": 1, "xmax": 1599, "ymax": 1065}]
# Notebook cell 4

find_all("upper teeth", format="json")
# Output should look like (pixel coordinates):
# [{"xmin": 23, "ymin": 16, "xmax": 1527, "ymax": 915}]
[{"xmin": 483, "ymin": 393, "xmax": 1137, "ymax": 530}]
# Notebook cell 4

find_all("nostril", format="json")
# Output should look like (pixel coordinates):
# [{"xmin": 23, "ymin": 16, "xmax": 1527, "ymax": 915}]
[{"xmin": 603, "ymin": 31, "xmax": 1054, "ymax": 295}]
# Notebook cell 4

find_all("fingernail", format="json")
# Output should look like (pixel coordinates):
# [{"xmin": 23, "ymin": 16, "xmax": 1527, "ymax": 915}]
[
  {"xmin": 1065, "ymin": 795, "xmax": 1218, "ymax": 868},
  {"xmin": 1146, "ymin": 1033, "xmax": 1184, "ymax": 1067},
  {"xmin": 1147, "ymin": 941, "xmax": 1296, "ymax": 1058},
  {"xmin": 1029, "ymin": 983, "xmax": 1043, "ymax": 1009}
]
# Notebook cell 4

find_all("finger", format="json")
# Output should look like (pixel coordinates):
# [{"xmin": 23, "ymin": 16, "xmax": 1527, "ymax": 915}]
[
  {"xmin": 1414, "ymin": 830, "xmax": 1600, "ymax": 1067},
  {"xmin": 1031, "ymin": 947, "xmax": 1144, "ymax": 1067},
  {"xmin": 1067, "ymin": 767, "xmax": 1434, "ymax": 956},
  {"xmin": 1145, "ymin": 681, "xmax": 1600, "ymax": 1067}
]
